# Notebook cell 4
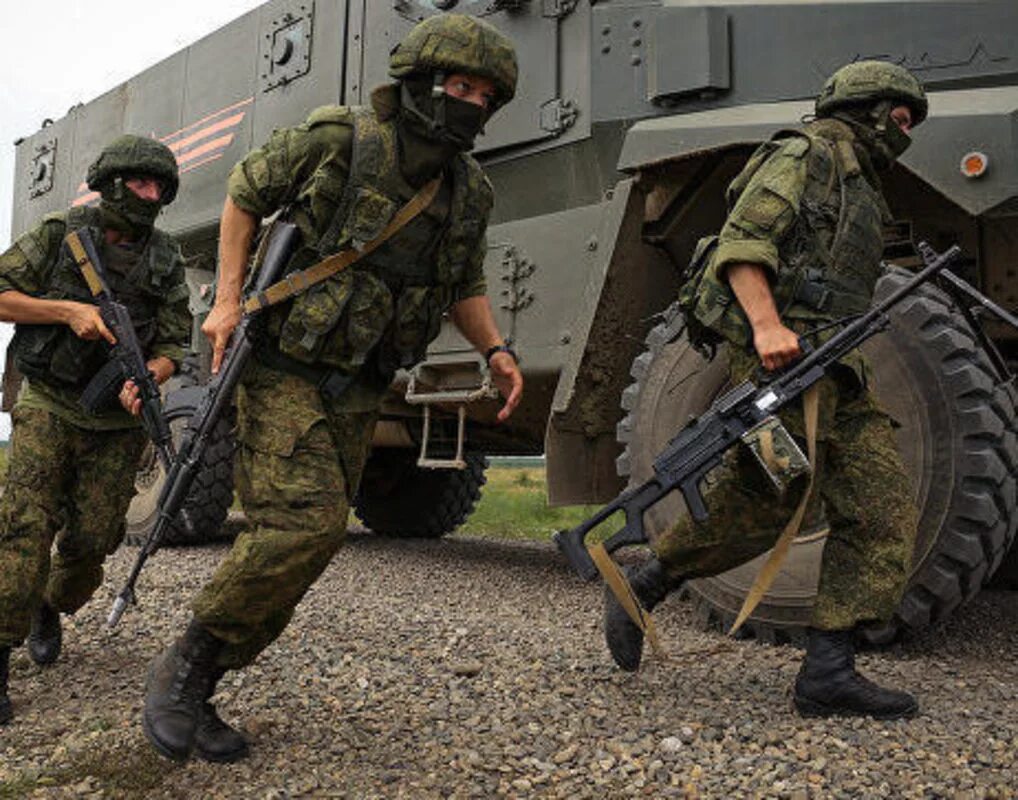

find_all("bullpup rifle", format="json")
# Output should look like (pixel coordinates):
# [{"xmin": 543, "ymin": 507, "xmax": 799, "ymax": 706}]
[
  {"xmin": 555, "ymin": 242, "xmax": 967, "ymax": 581},
  {"xmin": 107, "ymin": 221, "xmax": 300, "ymax": 626}
]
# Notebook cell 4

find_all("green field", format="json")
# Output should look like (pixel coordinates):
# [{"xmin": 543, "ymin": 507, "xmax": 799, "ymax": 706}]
[{"xmin": 456, "ymin": 465, "xmax": 615, "ymax": 543}]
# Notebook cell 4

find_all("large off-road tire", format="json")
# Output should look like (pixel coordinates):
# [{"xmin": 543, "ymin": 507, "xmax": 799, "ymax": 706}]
[
  {"xmin": 616, "ymin": 274, "xmax": 1018, "ymax": 643},
  {"xmin": 124, "ymin": 387, "xmax": 236, "ymax": 547},
  {"xmin": 354, "ymin": 449, "xmax": 488, "ymax": 538}
]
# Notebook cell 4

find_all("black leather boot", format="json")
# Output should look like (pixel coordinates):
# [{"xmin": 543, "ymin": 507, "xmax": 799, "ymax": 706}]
[
  {"xmin": 194, "ymin": 668, "xmax": 249, "ymax": 763},
  {"xmin": 603, "ymin": 558, "xmax": 679, "ymax": 671},
  {"xmin": 143, "ymin": 620, "xmax": 224, "ymax": 761},
  {"xmin": 793, "ymin": 628, "xmax": 918, "ymax": 719},
  {"xmin": 0, "ymin": 647, "xmax": 12, "ymax": 725},
  {"xmin": 27, "ymin": 602, "xmax": 62, "ymax": 666}
]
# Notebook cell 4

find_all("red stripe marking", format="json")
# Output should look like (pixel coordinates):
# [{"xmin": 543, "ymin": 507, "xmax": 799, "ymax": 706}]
[
  {"xmin": 177, "ymin": 133, "xmax": 235, "ymax": 165},
  {"xmin": 162, "ymin": 97, "xmax": 253, "ymax": 143},
  {"xmin": 169, "ymin": 113, "xmax": 246, "ymax": 156},
  {"xmin": 180, "ymin": 152, "xmax": 226, "ymax": 175},
  {"xmin": 72, "ymin": 191, "xmax": 101, "ymax": 207}
]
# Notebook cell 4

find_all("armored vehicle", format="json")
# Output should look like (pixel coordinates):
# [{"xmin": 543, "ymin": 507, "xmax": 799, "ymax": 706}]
[{"xmin": 8, "ymin": 0, "xmax": 1018, "ymax": 641}]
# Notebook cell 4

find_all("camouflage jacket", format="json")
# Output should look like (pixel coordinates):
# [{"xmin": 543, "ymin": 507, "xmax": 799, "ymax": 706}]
[
  {"xmin": 0, "ymin": 205, "xmax": 190, "ymax": 430},
  {"xmin": 688, "ymin": 119, "xmax": 891, "ymax": 354},
  {"xmin": 228, "ymin": 87, "xmax": 491, "ymax": 381}
]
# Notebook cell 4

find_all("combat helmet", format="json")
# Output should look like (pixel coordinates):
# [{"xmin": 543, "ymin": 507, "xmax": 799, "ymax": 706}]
[
  {"xmin": 86, "ymin": 135, "xmax": 180, "ymax": 204},
  {"xmin": 389, "ymin": 14, "xmax": 518, "ymax": 111},
  {"xmin": 816, "ymin": 60, "xmax": 928, "ymax": 126}
]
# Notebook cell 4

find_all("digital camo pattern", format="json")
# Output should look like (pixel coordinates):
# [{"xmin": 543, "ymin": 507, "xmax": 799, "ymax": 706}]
[
  {"xmin": 0, "ymin": 406, "xmax": 146, "ymax": 646},
  {"xmin": 389, "ymin": 14, "xmax": 518, "ymax": 108},
  {"xmin": 192, "ymin": 362, "xmax": 377, "ymax": 669},
  {"xmin": 653, "ymin": 348, "xmax": 917, "ymax": 630},
  {"xmin": 816, "ymin": 60, "xmax": 928, "ymax": 125}
]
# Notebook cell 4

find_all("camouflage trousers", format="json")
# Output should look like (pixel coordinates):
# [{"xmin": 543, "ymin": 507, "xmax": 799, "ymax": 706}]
[
  {"xmin": 0, "ymin": 405, "xmax": 146, "ymax": 646},
  {"xmin": 653, "ymin": 349, "xmax": 918, "ymax": 630},
  {"xmin": 192, "ymin": 361, "xmax": 377, "ymax": 669}
]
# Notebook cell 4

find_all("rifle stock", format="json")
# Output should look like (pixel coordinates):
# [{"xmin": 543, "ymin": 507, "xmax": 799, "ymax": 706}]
[
  {"xmin": 555, "ymin": 243, "xmax": 963, "ymax": 581},
  {"xmin": 108, "ymin": 221, "xmax": 300, "ymax": 627}
]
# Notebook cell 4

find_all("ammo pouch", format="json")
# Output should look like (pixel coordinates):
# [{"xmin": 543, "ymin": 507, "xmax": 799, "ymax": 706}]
[
  {"xmin": 10, "ymin": 322, "xmax": 108, "ymax": 389},
  {"xmin": 791, "ymin": 267, "xmax": 874, "ymax": 316},
  {"xmin": 278, "ymin": 268, "xmax": 394, "ymax": 369},
  {"xmin": 677, "ymin": 234, "xmax": 726, "ymax": 354}
]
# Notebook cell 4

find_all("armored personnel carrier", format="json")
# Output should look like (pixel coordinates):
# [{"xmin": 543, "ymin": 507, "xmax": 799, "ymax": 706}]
[{"xmin": 8, "ymin": 0, "xmax": 1018, "ymax": 641}]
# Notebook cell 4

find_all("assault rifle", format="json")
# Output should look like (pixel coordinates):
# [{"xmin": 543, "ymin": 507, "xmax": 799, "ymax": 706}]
[
  {"xmin": 555, "ymin": 242, "xmax": 966, "ymax": 581},
  {"xmin": 71, "ymin": 228, "xmax": 176, "ymax": 473},
  {"xmin": 107, "ymin": 221, "xmax": 300, "ymax": 627}
]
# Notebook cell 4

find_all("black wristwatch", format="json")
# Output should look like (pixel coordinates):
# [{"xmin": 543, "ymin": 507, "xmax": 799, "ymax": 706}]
[{"xmin": 485, "ymin": 344, "xmax": 519, "ymax": 365}]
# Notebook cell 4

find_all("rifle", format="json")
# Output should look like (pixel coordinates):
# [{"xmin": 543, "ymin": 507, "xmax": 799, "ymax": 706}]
[
  {"xmin": 555, "ymin": 242, "xmax": 966, "ymax": 581},
  {"xmin": 68, "ymin": 228, "xmax": 176, "ymax": 473},
  {"xmin": 107, "ymin": 221, "xmax": 300, "ymax": 627}
]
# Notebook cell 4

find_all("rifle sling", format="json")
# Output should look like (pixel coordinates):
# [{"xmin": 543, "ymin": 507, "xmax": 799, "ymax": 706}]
[
  {"xmin": 65, "ymin": 231, "xmax": 106, "ymax": 298},
  {"xmin": 588, "ymin": 542, "xmax": 665, "ymax": 661},
  {"xmin": 729, "ymin": 385, "xmax": 820, "ymax": 635},
  {"xmin": 242, "ymin": 177, "xmax": 441, "ymax": 315}
]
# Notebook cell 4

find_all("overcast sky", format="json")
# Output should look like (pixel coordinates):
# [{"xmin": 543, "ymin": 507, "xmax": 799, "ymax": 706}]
[{"xmin": 0, "ymin": 0, "xmax": 265, "ymax": 437}]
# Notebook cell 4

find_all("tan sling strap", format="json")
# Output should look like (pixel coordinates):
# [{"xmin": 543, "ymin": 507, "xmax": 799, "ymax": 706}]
[
  {"xmin": 65, "ymin": 230, "xmax": 107, "ymax": 298},
  {"xmin": 729, "ymin": 385, "xmax": 820, "ymax": 635},
  {"xmin": 242, "ymin": 177, "xmax": 441, "ymax": 315},
  {"xmin": 588, "ymin": 542, "xmax": 665, "ymax": 659}
]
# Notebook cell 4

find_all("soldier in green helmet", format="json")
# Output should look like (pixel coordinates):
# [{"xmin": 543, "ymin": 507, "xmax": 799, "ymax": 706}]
[
  {"xmin": 0, "ymin": 135, "xmax": 190, "ymax": 725},
  {"xmin": 142, "ymin": 13, "xmax": 523, "ymax": 762},
  {"xmin": 604, "ymin": 61, "xmax": 928, "ymax": 719}
]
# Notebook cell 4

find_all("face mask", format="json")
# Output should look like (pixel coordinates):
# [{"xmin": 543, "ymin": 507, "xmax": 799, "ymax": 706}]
[
  {"xmin": 438, "ymin": 93, "xmax": 488, "ymax": 151},
  {"xmin": 399, "ymin": 78, "xmax": 489, "ymax": 151},
  {"xmin": 100, "ymin": 177, "xmax": 163, "ymax": 233},
  {"xmin": 872, "ymin": 107, "xmax": 913, "ymax": 170}
]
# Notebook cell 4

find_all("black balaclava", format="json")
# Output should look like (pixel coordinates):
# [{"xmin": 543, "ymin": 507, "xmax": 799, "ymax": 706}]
[
  {"xmin": 832, "ymin": 100, "xmax": 913, "ymax": 172},
  {"xmin": 395, "ymin": 74, "xmax": 489, "ymax": 185},
  {"xmin": 99, "ymin": 176, "xmax": 163, "ymax": 238}
]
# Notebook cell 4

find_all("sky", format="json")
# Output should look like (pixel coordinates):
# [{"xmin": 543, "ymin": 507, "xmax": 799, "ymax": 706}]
[{"xmin": 0, "ymin": 0, "xmax": 266, "ymax": 437}]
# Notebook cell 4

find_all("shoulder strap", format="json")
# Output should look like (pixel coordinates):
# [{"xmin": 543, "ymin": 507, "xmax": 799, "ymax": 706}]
[{"xmin": 242, "ymin": 177, "xmax": 441, "ymax": 314}]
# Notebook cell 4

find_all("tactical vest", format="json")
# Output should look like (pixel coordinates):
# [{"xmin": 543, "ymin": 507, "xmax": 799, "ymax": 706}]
[
  {"xmin": 10, "ymin": 206, "xmax": 182, "ymax": 389},
  {"xmin": 270, "ymin": 105, "xmax": 492, "ymax": 376},
  {"xmin": 685, "ymin": 126, "xmax": 887, "ymax": 349}
]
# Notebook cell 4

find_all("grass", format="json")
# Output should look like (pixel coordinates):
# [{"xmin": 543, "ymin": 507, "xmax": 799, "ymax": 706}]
[{"xmin": 456, "ymin": 466, "xmax": 620, "ymax": 543}]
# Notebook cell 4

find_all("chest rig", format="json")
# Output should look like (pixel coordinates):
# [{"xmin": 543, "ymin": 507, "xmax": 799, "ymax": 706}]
[
  {"xmin": 773, "ymin": 126, "xmax": 888, "ymax": 320},
  {"xmin": 272, "ymin": 105, "xmax": 492, "ymax": 377},
  {"xmin": 11, "ymin": 206, "xmax": 180, "ymax": 389}
]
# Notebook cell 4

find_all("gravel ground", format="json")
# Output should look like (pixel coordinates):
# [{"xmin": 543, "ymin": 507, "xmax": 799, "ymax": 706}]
[{"xmin": 1, "ymin": 530, "xmax": 1016, "ymax": 799}]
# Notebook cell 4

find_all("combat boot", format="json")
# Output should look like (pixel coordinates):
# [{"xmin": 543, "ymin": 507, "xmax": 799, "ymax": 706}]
[
  {"xmin": 27, "ymin": 602, "xmax": 62, "ymax": 666},
  {"xmin": 603, "ymin": 557, "xmax": 680, "ymax": 671},
  {"xmin": 194, "ymin": 668, "xmax": 249, "ymax": 763},
  {"xmin": 793, "ymin": 628, "xmax": 918, "ymax": 719},
  {"xmin": 143, "ymin": 619, "xmax": 223, "ymax": 761},
  {"xmin": 0, "ymin": 647, "xmax": 12, "ymax": 725}
]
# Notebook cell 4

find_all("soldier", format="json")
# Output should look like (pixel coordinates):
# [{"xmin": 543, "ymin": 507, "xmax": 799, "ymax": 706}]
[
  {"xmin": 0, "ymin": 135, "xmax": 190, "ymax": 725},
  {"xmin": 142, "ymin": 14, "xmax": 522, "ymax": 762},
  {"xmin": 604, "ymin": 62, "xmax": 928, "ymax": 719}
]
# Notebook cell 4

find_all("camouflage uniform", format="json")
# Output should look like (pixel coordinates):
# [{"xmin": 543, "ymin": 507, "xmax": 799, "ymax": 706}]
[
  {"xmin": 0, "ymin": 204, "xmax": 189, "ymax": 647},
  {"xmin": 657, "ymin": 114, "xmax": 919, "ymax": 631},
  {"xmin": 191, "ymin": 16, "xmax": 510, "ymax": 670}
]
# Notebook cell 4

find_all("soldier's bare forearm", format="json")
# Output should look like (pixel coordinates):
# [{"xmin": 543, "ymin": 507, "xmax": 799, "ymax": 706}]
[
  {"xmin": 725, "ymin": 262, "xmax": 783, "ymax": 332},
  {"xmin": 0, "ymin": 290, "xmax": 85, "ymax": 326},
  {"xmin": 215, "ymin": 197, "xmax": 259, "ymax": 307},
  {"xmin": 449, "ymin": 295, "xmax": 504, "ymax": 353}
]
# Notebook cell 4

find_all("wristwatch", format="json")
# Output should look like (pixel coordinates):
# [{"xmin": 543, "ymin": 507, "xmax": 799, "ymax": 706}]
[{"xmin": 485, "ymin": 344, "xmax": 519, "ymax": 365}]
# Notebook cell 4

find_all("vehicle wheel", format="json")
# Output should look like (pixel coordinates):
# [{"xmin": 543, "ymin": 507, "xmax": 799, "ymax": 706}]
[
  {"xmin": 616, "ymin": 274, "xmax": 1018, "ymax": 643},
  {"xmin": 354, "ymin": 449, "xmax": 488, "ymax": 538},
  {"xmin": 124, "ymin": 387, "xmax": 236, "ymax": 547}
]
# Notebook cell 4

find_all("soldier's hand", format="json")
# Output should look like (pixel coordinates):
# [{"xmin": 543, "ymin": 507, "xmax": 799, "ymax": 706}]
[
  {"xmin": 119, "ymin": 379, "xmax": 142, "ymax": 416},
  {"xmin": 202, "ymin": 301, "xmax": 242, "ymax": 375},
  {"xmin": 754, "ymin": 322, "xmax": 802, "ymax": 372},
  {"xmin": 489, "ymin": 352, "xmax": 523, "ymax": 422},
  {"xmin": 65, "ymin": 302, "xmax": 116, "ymax": 345}
]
